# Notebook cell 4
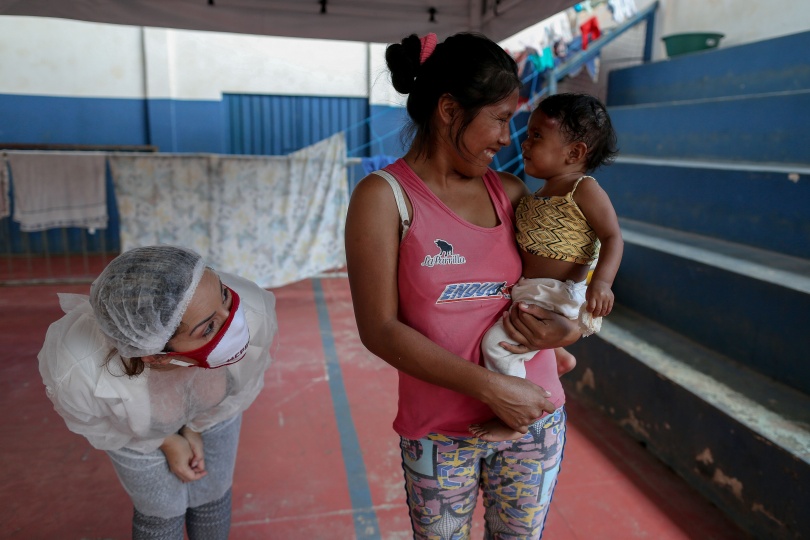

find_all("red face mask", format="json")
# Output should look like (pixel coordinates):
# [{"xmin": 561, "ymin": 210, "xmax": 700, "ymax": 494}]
[{"xmin": 162, "ymin": 287, "xmax": 250, "ymax": 369}]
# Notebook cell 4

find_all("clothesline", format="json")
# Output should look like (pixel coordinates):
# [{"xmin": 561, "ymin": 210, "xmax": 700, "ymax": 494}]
[
  {"xmin": 2, "ymin": 150, "xmax": 361, "ymax": 164},
  {"xmin": 1, "ymin": 133, "xmax": 352, "ymax": 288}
]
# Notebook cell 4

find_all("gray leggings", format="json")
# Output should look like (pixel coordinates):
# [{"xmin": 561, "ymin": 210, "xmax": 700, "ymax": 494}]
[
  {"xmin": 132, "ymin": 488, "xmax": 232, "ymax": 540},
  {"xmin": 108, "ymin": 414, "xmax": 241, "ymax": 519}
]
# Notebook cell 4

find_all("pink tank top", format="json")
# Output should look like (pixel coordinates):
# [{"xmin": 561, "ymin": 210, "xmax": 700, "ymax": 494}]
[{"xmin": 385, "ymin": 159, "xmax": 565, "ymax": 439}]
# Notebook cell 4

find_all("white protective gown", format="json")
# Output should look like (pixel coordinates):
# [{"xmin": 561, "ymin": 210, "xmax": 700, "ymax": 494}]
[{"xmin": 38, "ymin": 272, "xmax": 277, "ymax": 454}]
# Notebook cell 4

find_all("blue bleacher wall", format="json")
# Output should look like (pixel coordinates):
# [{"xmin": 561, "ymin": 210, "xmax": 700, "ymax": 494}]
[
  {"xmin": 602, "ymin": 29, "xmax": 810, "ymax": 260},
  {"xmin": 566, "ymin": 29, "xmax": 810, "ymax": 539},
  {"xmin": 608, "ymin": 31, "xmax": 810, "ymax": 106}
]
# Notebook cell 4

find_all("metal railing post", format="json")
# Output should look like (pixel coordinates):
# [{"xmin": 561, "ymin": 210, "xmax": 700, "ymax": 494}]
[{"xmin": 643, "ymin": 6, "xmax": 657, "ymax": 62}]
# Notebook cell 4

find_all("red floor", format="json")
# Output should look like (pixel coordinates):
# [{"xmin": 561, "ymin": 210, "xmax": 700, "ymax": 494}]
[{"xmin": 0, "ymin": 276, "xmax": 749, "ymax": 539}]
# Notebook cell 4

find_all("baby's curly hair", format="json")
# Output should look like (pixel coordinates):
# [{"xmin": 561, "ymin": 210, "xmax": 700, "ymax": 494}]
[{"xmin": 536, "ymin": 93, "xmax": 619, "ymax": 172}]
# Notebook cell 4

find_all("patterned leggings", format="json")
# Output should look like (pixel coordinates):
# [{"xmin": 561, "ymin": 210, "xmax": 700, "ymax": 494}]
[{"xmin": 400, "ymin": 407, "xmax": 566, "ymax": 540}]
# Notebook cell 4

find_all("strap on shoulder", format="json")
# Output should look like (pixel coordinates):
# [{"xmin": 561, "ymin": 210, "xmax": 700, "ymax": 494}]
[
  {"xmin": 374, "ymin": 169, "xmax": 410, "ymax": 242},
  {"xmin": 571, "ymin": 175, "xmax": 596, "ymax": 196}
]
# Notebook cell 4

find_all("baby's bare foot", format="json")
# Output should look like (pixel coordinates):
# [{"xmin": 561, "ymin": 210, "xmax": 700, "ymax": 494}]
[
  {"xmin": 468, "ymin": 418, "xmax": 525, "ymax": 442},
  {"xmin": 555, "ymin": 347, "xmax": 577, "ymax": 377}
]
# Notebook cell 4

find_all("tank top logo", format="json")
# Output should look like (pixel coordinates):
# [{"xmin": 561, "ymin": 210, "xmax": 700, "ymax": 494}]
[
  {"xmin": 436, "ymin": 281, "xmax": 508, "ymax": 303},
  {"xmin": 421, "ymin": 239, "xmax": 467, "ymax": 267}
]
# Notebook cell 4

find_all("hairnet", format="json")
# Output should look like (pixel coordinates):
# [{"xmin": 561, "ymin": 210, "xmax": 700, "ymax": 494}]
[{"xmin": 90, "ymin": 245, "xmax": 207, "ymax": 358}]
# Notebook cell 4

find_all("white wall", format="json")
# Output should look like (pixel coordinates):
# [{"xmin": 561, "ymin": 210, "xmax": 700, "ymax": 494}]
[
  {"xmin": 2, "ymin": 2, "xmax": 809, "ymax": 102},
  {"xmin": 0, "ymin": 17, "xmax": 144, "ymax": 98},
  {"xmin": 0, "ymin": 16, "xmax": 370, "ymax": 100},
  {"xmin": 656, "ymin": 0, "xmax": 810, "ymax": 56},
  {"xmin": 162, "ymin": 29, "xmax": 369, "ymax": 100},
  {"xmin": 368, "ymin": 43, "xmax": 406, "ymax": 108}
]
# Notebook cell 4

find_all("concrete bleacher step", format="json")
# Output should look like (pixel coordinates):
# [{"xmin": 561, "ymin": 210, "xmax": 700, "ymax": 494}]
[
  {"xmin": 614, "ymin": 218, "xmax": 810, "ymax": 395},
  {"xmin": 597, "ymin": 157, "xmax": 810, "ymax": 259},
  {"xmin": 606, "ymin": 89, "xmax": 810, "ymax": 163},
  {"xmin": 564, "ymin": 304, "xmax": 810, "ymax": 539},
  {"xmin": 607, "ymin": 30, "xmax": 810, "ymax": 107}
]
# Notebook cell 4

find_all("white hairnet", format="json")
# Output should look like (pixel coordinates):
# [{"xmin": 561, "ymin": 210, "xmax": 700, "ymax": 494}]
[{"xmin": 90, "ymin": 245, "xmax": 207, "ymax": 358}]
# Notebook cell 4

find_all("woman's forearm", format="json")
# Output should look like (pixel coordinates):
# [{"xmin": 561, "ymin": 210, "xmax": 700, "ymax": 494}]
[{"xmin": 359, "ymin": 319, "xmax": 497, "ymax": 402}]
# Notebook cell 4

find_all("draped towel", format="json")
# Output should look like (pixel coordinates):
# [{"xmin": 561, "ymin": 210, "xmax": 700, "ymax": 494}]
[
  {"xmin": 109, "ymin": 132, "xmax": 348, "ymax": 288},
  {"xmin": 7, "ymin": 152, "xmax": 107, "ymax": 232}
]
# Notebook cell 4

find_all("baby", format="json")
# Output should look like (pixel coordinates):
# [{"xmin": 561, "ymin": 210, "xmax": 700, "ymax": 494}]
[{"xmin": 474, "ymin": 92, "xmax": 624, "ymax": 441}]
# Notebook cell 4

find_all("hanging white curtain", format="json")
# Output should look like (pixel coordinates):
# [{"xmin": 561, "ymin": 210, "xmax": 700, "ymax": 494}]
[{"xmin": 109, "ymin": 132, "xmax": 348, "ymax": 288}]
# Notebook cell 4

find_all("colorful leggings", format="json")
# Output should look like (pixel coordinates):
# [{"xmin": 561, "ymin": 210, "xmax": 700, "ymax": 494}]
[{"xmin": 400, "ymin": 407, "xmax": 566, "ymax": 540}]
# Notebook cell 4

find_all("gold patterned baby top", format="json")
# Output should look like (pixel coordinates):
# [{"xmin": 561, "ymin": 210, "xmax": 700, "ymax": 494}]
[{"xmin": 515, "ymin": 176, "xmax": 600, "ymax": 265}]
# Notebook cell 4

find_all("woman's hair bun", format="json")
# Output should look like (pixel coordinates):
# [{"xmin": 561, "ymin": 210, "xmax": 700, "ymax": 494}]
[{"xmin": 385, "ymin": 34, "xmax": 423, "ymax": 94}]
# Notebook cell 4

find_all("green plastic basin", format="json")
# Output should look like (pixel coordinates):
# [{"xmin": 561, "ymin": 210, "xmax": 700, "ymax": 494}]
[{"xmin": 662, "ymin": 32, "xmax": 724, "ymax": 57}]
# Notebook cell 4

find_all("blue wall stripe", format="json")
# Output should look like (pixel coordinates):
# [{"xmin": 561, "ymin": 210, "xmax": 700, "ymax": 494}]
[
  {"xmin": 224, "ymin": 94, "xmax": 369, "ymax": 155},
  {"xmin": 0, "ymin": 93, "xmax": 149, "ymax": 146},
  {"xmin": 312, "ymin": 279, "xmax": 381, "ymax": 540}
]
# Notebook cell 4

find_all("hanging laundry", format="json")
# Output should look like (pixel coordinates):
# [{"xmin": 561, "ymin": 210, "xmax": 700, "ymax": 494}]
[
  {"xmin": 510, "ymin": 49, "xmax": 530, "ymax": 77},
  {"xmin": 528, "ymin": 47, "xmax": 556, "ymax": 72},
  {"xmin": 517, "ymin": 52, "xmax": 539, "ymax": 109},
  {"xmin": 8, "ymin": 152, "xmax": 107, "ymax": 232},
  {"xmin": 563, "ymin": 38, "xmax": 601, "ymax": 83},
  {"xmin": 553, "ymin": 39, "xmax": 568, "ymax": 59},
  {"xmin": 0, "ymin": 157, "xmax": 9, "ymax": 220},
  {"xmin": 108, "ymin": 154, "xmax": 213, "ymax": 257},
  {"xmin": 608, "ymin": 0, "xmax": 637, "ymax": 24},
  {"xmin": 586, "ymin": 56, "xmax": 601, "ymax": 82},
  {"xmin": 500, "ymin": 11, "xmax": 572, "ymax": 54},
  {"xmin": 580, "ymin": 16, "xmax": 602, "ymax": 50},
  {"xmin": 109, "ymin": 132, "xmax": 349, "ymax": 289},
  {"xmin": 544, "ymin": 12, "xmax": 574, "ymax": 46},
  {"xmin": 211, "ymin": 132, "xmax": 348, "ymax": 288}
]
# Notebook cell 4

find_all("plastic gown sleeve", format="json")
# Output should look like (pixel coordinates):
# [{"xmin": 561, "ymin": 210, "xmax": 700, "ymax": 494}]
[
  {"xmin": 38, "ymin": 273, "xmax": 277, "ymax": 453},
  {"xmin": 38, "ymin": 294, "xmax": 142, "ymax": 450}
]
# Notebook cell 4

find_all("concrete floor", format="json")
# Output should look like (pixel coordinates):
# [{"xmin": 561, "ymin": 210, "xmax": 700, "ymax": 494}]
[{"xmin": 0, "ymin": 276, "xmax": 749, "ymax": 539}]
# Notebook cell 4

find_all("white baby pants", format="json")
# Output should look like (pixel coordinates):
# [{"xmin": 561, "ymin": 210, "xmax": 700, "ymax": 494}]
[{"xmin": 481, "ymin": 277, "xmax": 601, "ymax": 378}]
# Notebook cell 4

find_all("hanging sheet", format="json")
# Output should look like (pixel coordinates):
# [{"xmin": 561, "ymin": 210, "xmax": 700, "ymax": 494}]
[
  {"xmin": 108, "ymin": 154, "xmax": 213, "ymax": 257},
  {"xmin": 109, "ymin": 132, "xmax": 348, "ymax": 288},
  {"xmin": 7, "ymin": 151, "xmax": 107, "ymax": 232}
]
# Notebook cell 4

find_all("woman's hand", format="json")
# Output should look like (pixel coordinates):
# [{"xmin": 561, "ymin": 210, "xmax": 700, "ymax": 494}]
[
  {"xmin": 481, "ymin": 372, "xmax": 557, "ymax": 433},
  {"xmin": 160, "ymin": 433, "xmax": 208, "ymax": 483},
  {"xmin": 179, "ymin": 426, "xmax": 206, "ymax": 476},
  {"xmin": 499, "ymin": 302, "xmax": 580, "ymax": 354}
]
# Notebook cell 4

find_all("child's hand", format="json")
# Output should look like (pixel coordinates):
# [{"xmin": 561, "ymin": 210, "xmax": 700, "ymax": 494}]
[{"xmin": 586, "ymin": 280, "xmax": 614, "ymax": 318}]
